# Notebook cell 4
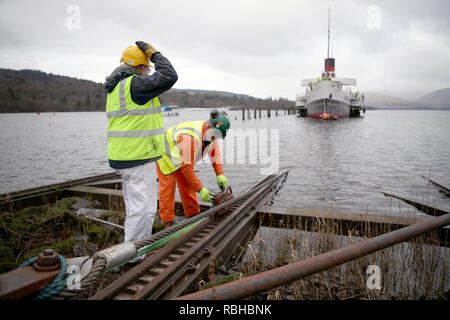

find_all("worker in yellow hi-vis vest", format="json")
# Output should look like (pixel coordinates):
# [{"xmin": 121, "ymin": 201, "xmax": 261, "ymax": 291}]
[
  {"xmin": 157, "ymin": 111, "xmax": 231, "ymax": 228},
  {"xmin": 105, "ymin": 41, "xmax": 178, "ymax": 262}
]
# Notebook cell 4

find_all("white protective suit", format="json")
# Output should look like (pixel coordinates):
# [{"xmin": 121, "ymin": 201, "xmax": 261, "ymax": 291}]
[{"xmin": 116, "ymin": 161, "xmax": 157, "ymax": 262}]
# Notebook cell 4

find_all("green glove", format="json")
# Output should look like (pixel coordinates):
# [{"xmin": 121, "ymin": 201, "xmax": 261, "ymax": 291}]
[
  {"xmin": 135, "ymin": 41, "xmax": 159, "ymax": 60},
  {"xmin": 199, "ymin": 187, "xmax": 214, "ymax": 202},
  {"xmin": 216, "ymin": 175, "xmax": 228, "ymax": 191}
]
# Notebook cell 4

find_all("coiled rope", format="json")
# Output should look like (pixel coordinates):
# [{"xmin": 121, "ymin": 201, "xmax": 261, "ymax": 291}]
[{"xmin": 19, "ymin": 255, "xmax": 68, "ymax": 300}]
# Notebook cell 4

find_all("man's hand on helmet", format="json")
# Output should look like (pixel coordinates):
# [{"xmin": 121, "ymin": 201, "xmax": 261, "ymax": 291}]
[{"xmin": 135, "ymin": 41, "xmax": 159, "ymax": 60}]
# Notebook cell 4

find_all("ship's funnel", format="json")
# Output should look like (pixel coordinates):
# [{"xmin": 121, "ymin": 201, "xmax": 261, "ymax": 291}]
[{"xmin": 325, "ymin": 58, "xmax": 335, "ymax": 72}]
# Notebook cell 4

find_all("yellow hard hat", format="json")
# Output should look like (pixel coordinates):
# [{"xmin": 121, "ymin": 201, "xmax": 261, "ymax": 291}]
[{"xmin": 120, "ymin": 45, "xmax": 150, "ymax": 67}]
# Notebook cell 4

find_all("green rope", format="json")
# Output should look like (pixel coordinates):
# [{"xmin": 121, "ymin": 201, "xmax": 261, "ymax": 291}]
[
  {"xmin": 97, "ymin": 218, "xmax": 205, "ymax": 277},
  {"xmin": 138, "ymin": 218, "xmax": 205, "ymax": 255}
]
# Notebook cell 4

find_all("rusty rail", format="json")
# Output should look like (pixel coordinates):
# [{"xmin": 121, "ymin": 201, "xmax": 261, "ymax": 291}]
[
  {"xmin": 0, "ymin": 172, "xmax": 120, "ymax": 211},
  {"xmin": 177, "ymin": 212, "xmax": 450, "ymax": 300},
  {"xmin": 90, "ymin": 171, "xmax": 288, "ymax": 300}
]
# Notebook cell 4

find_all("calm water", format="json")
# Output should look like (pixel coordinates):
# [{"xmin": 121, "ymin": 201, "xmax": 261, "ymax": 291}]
[{"xmin": 1, "ymin": 109, "xmax": 450, "ymax": 217}]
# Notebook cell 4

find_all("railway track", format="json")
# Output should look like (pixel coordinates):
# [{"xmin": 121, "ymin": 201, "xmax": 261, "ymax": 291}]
[
  {"xmin": 90, "ymin": 170, "xmax": 289, "ymax": 300},
  {"xmin": 0, "ymin": 172, "xmax": 121, "ymax": 211}
]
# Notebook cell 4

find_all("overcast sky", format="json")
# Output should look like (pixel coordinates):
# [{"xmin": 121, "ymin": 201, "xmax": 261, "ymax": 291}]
[{"xmin": 0, "ymin": 0, "xmax": 449, "ymax": 100}]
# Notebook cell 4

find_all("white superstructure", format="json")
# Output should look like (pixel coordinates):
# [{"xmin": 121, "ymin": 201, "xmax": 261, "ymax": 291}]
[{"xmin": 295, "ymin": 6, "xmax": 365, "ymax": 119}]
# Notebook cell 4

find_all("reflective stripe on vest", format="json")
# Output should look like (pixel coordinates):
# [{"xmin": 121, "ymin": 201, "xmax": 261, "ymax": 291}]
[
  {"xmin": 106, "ymin": 75, "xmax": 164, "ymax": 161},
  {"xmin": 157, "ymin": 121, "xmax": 213, "ymax": 175},
  {"xmin": 107, "ymin": 128, "xmax": 164, "ymax": 138},
  {"xmin": 106, "ymin": 79, "xmax": 162, "ymax": 118}
]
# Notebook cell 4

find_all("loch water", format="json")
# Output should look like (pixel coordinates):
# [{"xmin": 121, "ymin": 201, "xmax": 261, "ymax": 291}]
[{"xmin": 1, "ymin": 109, "xmax": 450, "ymax": 217}]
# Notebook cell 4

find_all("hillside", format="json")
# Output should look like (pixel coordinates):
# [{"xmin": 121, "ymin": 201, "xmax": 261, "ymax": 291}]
[
  {"xmin": 363, "ymin": 92, "xmax": 418, "ymax": 109},
  {"xmin": 2, "ymin": 68, "xmax": 447, "ymax": 112},
  {"xmin": 0, "ymin": 68, "xmax": 293, "ymax": 113},
  {"xmin": 363, "ymin": 90, "xmax": 450, "ymax": 109},
  {"xmin": 415, "ymin": 88, "xmax": 450, "ymax": 108},
  {"xmin": 0, "ymin": 69, "xmax": 106, "ymax": 113}
]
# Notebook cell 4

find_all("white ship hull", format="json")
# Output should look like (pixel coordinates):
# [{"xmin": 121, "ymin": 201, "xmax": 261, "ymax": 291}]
[
  {"xmin": 296, "ymin": 78, "xmax": 364, "ymax": 119},
  {"xmin": 307, "ymin": 97, "xmax": 350, "ymax": 118},
  {"xmin": 294, "ymin": 7, "xmax": 365, "ymax": 120}
]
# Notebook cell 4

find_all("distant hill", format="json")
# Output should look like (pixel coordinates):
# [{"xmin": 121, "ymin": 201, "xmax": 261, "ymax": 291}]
[
  {"xmin": 0, "ymin": 68, "xmax": 293, "ymax": 113},
  {"xmin": 171, "ymin": 88, "xmax": 254, "ymax": 100},
  {"xmin": 363, "ymin": 89, "xmax": 450, "ymax": 109},
  {"xmin": 415, "ymin": 88, "xmax": 450, "ymax": 108},
  {"xmin": 0, "ymin": 68, "xmax": 106, "ymax": 113},
  {"xmin": 363, "ymin": 91, "xmax": 414, "ymax": 109},
  {"xmin": 2, "ymin": 68, "xmax": 447, "ymax": 112}
]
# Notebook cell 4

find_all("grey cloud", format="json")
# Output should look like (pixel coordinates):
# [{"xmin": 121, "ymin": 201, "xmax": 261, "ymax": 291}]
[{"xmin": 0, "ymin": 0, "xmax": 449, "ymax": 100}]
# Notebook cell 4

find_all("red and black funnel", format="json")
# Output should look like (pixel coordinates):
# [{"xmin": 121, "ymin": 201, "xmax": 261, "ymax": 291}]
[{"xmin": 325, "ymin": 58, "xmax": 335, "ymax": 72}]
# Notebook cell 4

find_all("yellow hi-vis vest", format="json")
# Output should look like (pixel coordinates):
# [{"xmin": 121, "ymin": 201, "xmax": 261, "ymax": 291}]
[
  {"xmin": 106, "ymin": 75, "xmax": 164, "ymax": 161},
  {"xmin": 157, "ymin": 121, "xmax": 214, "ymax": 175}
]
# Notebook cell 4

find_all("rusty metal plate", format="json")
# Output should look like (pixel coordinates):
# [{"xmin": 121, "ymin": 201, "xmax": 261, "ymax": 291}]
[
  {"xmin": 0, "ymin": 266, "xmax": 60, "ymax": 300},
  {"xmin": 212, "ymin": 186, "xmax": 234, "ymax": 216}
]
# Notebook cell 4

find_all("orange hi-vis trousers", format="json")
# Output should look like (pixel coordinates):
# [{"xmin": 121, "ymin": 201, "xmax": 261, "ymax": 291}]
[
  {"xmin": 157, "ymin": 164, "xmax": 201, "ymax": 223},
  {"xmin": 156, "ymin": 123, "xmax": 223, "ymax": 223}
]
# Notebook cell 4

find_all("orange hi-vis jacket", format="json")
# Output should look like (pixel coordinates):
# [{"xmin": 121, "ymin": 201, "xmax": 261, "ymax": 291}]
[
  {"xmin": 177, "ymin": 122, "xmax": 223, "ymax": 191},
  {"xmin": 156, "ymin": 121, "xmax": 223, "ymax": 223}
]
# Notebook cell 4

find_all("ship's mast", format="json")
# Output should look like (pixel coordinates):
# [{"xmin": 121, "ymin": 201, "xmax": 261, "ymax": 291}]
[
  {"xmin": 327, "ymin": 4, "xmax": 331, "ymax": 59},
  {"xmin": 324, "ymin": 4, "xmax": 335, "ymax": 78}
]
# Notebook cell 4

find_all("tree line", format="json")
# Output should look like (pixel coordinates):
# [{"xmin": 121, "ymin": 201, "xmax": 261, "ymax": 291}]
[{"xmin": 0, "ymin": 68, "xmax": 294, "ymax": 113}]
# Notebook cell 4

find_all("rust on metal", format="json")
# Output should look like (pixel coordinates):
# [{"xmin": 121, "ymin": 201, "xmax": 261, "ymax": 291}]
[
  {"xmin": 90, "ymin": 171, "xmax": 288, "ymax": 300},
  {"xmin": 134, "ymin": 174, "xmax": 284, "ymax": 300},
  {"xmin": 186, "ymin": 264, "xmax": 196, "ymax": 273},
  {"xmin": 32, "ymin": 263, "xmax": 61, "ymax": 272},
  {"xmin": 90, "ymin": 216, "xmax": 214, "ymax": 300},
  {"xmin": 203, "ymin": 248, "xmax": 213, "ymax": 256},
  {"xmin": 212, "ymin": 186, "xmax": 234, "ymax": 216},
  {"xmin": 0, "ymin": 266, "xmax": 60, "ymax": 300},
  {"xmin": 177, "ymin": 212, "xmax": 450, "ymax": 300},
  {"xmin": 36, "ymin": 249, "xmax": 59, "ymax": 266},
  {"xmin": 32, "ymin": 249, "xmax": 61, "ymax": 272}
]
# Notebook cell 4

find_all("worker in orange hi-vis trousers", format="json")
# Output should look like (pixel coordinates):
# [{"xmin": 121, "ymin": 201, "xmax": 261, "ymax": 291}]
[{"xmin": 156, "ymin": 110, "xmax": 231, "ymax": 228}]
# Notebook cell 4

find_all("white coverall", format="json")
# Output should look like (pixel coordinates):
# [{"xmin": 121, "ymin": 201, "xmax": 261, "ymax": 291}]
[{"xmin": 115, "ymin": 161, "xmax": 157, "ymax": 262}]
